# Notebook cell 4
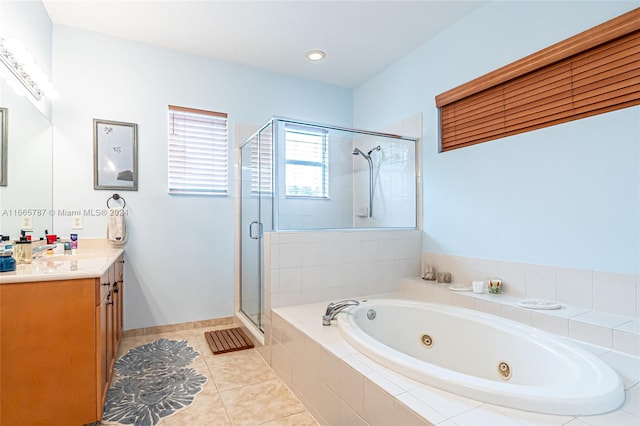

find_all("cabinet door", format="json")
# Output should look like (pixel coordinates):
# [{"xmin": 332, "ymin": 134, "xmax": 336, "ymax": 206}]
[
  {"xmin": 106, "ymin": 289, "xmax": 114, "ymax": 372},
  {"xmin": 97, "ymin": 282, "xmax": 109, "ymax": 413},
  {"xmin": 107, "ymin": 264, "xmax": 116, "ymax": 368},
  {"xmin": 2, "ymin": 279, "xmax": 96, "ymax": 424},
  {"xmin": 113, "ymin": 255, "xmax": 124, "ymax": 353},
  {"xmin": 96, "ymin": 267, "xmax": 114, "ymax": 415}
]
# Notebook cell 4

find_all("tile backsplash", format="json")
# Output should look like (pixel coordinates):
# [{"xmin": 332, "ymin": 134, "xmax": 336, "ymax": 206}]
[
  {"xmin": 267, "ymin": 229, "xmax": 422, "ymax": 310},
  {"xmin": 422, "ymin": 252, "xmax": 640, "ymax": 318}
]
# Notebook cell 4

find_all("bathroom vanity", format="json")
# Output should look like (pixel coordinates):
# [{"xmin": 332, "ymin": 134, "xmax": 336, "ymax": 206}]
[{"xmin": 0, "ymin": 248, "xmax": 124, "ymax": 425}]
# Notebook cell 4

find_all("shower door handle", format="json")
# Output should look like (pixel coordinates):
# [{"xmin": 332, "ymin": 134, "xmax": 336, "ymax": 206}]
[
  {"xmin": 249, "ymin": 221, "xmax": 258, "ymax": 239},
  {"xmin": 249, "ymin": 221, "xmax": 263, "ymax": 239}
]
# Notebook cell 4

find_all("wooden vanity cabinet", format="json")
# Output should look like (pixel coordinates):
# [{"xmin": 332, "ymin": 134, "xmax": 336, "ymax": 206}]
[
  {"xmin": 97, "ymin": 265, "xmax": 114, "ymax": 411},
  {"xmin": 113, "ymin": 255, "xmax": 124, "ymax": 358},
  {"xmin": 97, "ymin": 253, "xmax": 124, "ymax": 411},
  {"xmin": 0, "ymin": 254, "xmax": 124, "ymax": 425}
]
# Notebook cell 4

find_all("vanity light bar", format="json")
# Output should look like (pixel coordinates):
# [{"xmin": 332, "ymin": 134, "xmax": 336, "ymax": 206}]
[{"xmin": 0, "ymin": 37, "xmax": 48, "ymax": 101}]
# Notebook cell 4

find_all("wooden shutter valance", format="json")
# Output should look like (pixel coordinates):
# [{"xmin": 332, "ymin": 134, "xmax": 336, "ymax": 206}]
[{"xmin": 435, "ymin": 8, "xmax": 640, "ymax": 152}]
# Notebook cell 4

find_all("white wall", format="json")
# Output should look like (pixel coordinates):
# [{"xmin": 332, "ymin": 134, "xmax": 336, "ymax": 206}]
[
  {"xmin": 51, "ymin": 25, "xmax": 352, "ymax": 330},
  {"xmin": 354, "ymin": 1, "xmax": 640, "ymax": 275}
]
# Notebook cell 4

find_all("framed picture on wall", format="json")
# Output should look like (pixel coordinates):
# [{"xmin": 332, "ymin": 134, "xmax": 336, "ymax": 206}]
[
  {"xmin": 93, "ymin": 119, "xmax": 138, "ymax": 190},
  {"xmin": 0, "ymin": 107, "xmax": 7, "ymax": 186}
]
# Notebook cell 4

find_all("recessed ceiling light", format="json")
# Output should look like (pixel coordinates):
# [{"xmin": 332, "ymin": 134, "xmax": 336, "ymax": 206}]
[{"xmin": 306, "ymin": 50, "xmax": 326, "ymax": 61}]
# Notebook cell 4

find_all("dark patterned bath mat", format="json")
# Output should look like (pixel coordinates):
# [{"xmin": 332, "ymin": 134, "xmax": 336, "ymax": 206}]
[
  {"xmin": 205, "ymin": 327, "xmax": 254, "ymax": 355},
  {"xmin": 102, "ymin": 338, "xmax": 207, "ymax": 426}
]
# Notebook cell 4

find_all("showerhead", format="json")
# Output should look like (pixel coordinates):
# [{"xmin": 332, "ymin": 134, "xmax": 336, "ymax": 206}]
[
  {"xmin": 353, "ymin": 146, "xmax": 381, "ymax": 160},
  {"xmin": 352, "ymin": 147, "xmax": 368, "ymax": 158},
  {"xmin": 367, "ymin": 145, "xmax": 381, "ymax": 156}
]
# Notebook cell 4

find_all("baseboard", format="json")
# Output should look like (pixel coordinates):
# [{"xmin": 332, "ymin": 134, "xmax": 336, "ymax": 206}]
[{"xmin": 122, "ymin": 316, "xmax": 236, "ymax": 338}]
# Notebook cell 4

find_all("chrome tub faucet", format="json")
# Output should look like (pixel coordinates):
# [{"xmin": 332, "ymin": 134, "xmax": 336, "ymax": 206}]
[{"xmin": 322, "ymin": 299, "xmax": 360, "ymax": 326}]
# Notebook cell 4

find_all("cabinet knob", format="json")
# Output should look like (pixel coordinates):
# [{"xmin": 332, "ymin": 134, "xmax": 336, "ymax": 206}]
[
  {"xmin": 102, "ymin": 281, "xmax": 110, "ymax": 286},
  {"xmin": 119, "ymin": 260, "xmax": 125, "ymax": 264}
]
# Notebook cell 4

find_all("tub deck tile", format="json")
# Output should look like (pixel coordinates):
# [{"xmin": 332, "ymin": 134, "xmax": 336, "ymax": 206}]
[{"xmin": 271, "ymin": 294, "xmax": 640, "ymax": 426}]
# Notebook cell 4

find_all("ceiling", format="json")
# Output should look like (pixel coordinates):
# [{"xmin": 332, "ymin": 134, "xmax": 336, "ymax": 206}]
[{"xmin": 42, "ymin": 0, "xmax": 486, "ymax": 88}]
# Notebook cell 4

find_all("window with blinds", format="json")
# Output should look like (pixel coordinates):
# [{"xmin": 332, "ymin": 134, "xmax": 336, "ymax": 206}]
[
  {"xmin": 285, "ymin": 124, "xmax": 329, "ymax": 198},
  {"xmin": 249, "ymin": 127, "xmax": 274, "ymax": 196},
  {"xmin": 435, "ymin": 8, "xmax": 640, "ymax": 152},
  {"xmin": 168, "ymin": 105, "xmax": 228, "ymax": 195}
]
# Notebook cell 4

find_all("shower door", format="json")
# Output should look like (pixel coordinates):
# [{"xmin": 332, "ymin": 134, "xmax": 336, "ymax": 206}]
[{"xmin": 239, "ymin": 123, "xmax": 273, "ymax": 332}]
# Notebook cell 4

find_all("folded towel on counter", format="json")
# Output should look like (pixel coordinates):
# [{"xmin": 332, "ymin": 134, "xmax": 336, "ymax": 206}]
[{"xmin": 107, "ymin": 208, "xmax": 127, "ymax": 245}]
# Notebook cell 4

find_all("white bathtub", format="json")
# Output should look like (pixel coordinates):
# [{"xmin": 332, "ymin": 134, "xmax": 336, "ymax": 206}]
[{"xmin": 336, "ymin": 298, "xmax": 624, "ymax": 415}]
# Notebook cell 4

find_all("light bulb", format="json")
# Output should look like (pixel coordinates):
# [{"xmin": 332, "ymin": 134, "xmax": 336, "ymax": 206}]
[
  {"xmin": 12, "ymin": 49, "xmax": 33, "ymax": 66},
  {"xmin": 3, "ymin": 38, "xmax": 25, "ymax": 56},
  {"xmin": 306, "ymin": 50, "xmax": 326, "ymax": 61}
]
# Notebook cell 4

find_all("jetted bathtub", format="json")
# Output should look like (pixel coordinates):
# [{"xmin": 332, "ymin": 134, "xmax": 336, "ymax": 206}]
[{"xmin": 336, "ymin": 298, "xmax": 624, "ymax": 415}]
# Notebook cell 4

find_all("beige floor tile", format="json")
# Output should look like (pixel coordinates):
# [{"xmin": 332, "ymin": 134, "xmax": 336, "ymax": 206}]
[
  {"xmin": 110, "ymin": 327, "xmax": 317, "ymax": 426},
  {"xmin": 198, "ymin": 374, "xmax": 220, "ymax": 396},
  {"xmin": 220, "ymin": 379, "xmax": 307, "ymax": 425},
  {"xmin": 205, "ymin": 346, "xmax": 266, "ymax": 362},
  {"xmin": 206, "ymin": 351, "xmax": 278, "ymax": 391},
  {"xmin": 161, "ymin": 392, "xmax": 231, "ymax": 426},
  {"xmin": 116, "ymin": 335, "xmax": 158, "ymax": 357},
  {"xmin": 143, "ymin": 331, "xmax": 203, "ymax": 350},
  {"xmin": 118, "ymin": 332, "xmax": 202, "ymax": 358},
  {"xmin": 258, "ymin": 411, "xmax": 320, "ymax": 426}
]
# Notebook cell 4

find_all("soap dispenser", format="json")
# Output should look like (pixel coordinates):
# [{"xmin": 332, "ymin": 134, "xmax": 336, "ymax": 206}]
[{"xmin": 14, "ymin": 230, "xmax": 32, "ymax": 264}]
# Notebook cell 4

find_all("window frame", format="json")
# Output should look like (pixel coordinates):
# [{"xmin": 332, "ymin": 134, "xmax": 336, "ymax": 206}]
[
  {"xmin": 284, "ymin": 124, "xmax": 330, "ymax": 199},
  {"xmin": 167, "ymin": 105, "xmax": 229, "ymax": 196}
]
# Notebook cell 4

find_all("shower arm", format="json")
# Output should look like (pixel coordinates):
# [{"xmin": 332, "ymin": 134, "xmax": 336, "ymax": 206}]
[
  {"xmin": 353, "ymin": 146, "xmax": 380, "ymax": 218},
  {"xmin": 367, "ymin": 157, "xmax": 374, "ymax": 217}
]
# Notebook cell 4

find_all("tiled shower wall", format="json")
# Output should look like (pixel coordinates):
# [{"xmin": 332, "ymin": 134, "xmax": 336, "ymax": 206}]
[
  {"xmin": 423, "ymin": 252, "xmax": 640, "ymax": 318},
  {"xmin": 265, "ymin": 229, "xmax": 422, "ymax": 310}
]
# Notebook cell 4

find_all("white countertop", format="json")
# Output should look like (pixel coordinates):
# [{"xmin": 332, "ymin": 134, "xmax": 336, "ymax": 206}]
[{"xmin": 0, "ymin": 247, "xmax": 124, "ymax": 284}]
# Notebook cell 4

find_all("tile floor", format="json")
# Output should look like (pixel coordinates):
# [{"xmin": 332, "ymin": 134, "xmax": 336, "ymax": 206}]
[{"xmin": 105, "ymin": 325, "xmax": 319, "ymax": 426}]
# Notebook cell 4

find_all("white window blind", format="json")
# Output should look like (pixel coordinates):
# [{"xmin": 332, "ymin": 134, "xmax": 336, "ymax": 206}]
[
  {"xmin": 285, "ymin": 124, "xmax": 328, "ymax": 198},
  {"xmin": 250, "ymin": 128, "xmax": 274, "ymax": 196},
  {"xmin": 168, "ymin": 105, "xmax": 228, "ymax": 195}
]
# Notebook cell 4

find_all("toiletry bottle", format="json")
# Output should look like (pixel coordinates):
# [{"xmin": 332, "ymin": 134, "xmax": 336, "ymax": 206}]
[
  {"xmin": 54, "ymin": 237, "xmax": 64, "ymax": 254},
  {"xmin": 14, "ymin": 231, "xmax": 32, "ymax": 264},
  {"xmin": 0, "ymin": 243, "xmax": 17, "ymax": 272},
  {"xmin": 70, "ymin": 233, "xmax": 78, "ymax": 254}
]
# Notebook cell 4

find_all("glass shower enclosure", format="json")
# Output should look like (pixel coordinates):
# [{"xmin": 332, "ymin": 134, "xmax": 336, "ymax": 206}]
[
  {"xmin": 240, "ymin": 123, "xmax": 273, "ymax": 331},
  {"xmin": 239, "ymin": 117, "xmax": 418, "ymax": 332}
]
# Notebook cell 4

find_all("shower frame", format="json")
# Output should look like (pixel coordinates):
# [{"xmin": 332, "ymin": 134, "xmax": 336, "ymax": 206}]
[{"xmin": 238, "ymin": 116, "xmax": 420, "ymax": 334}]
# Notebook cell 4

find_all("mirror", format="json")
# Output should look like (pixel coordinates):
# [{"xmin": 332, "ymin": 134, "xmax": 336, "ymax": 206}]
[
  {"xmin": 0, "ymin": 106, "xmax": 6, "ymax": 185},
  {"xmin": 0, "ymin": 78, "xmax": 53, "ymax": 240}
]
